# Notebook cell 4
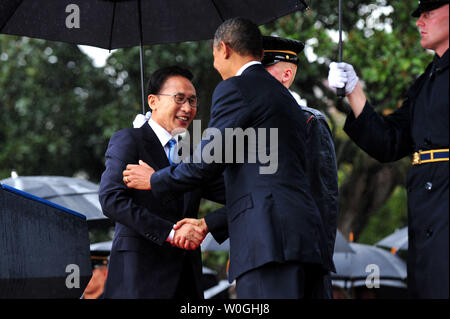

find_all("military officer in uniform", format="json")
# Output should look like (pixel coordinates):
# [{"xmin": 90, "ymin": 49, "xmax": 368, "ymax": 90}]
[
  {"xmin": 328, "ymin": 0, "xmax": 449, "ymax": 298},
  {"xmin": 262, "ymin": 36, "xmax": 339, "ymax": 298}
]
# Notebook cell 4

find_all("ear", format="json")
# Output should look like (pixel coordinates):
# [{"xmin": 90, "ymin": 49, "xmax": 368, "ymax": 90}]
[
  {"xmin": 148, "ymin": 95, "xmax": 157, "ymax": 112},
  {"xmin": 282, "ymin": 69, "xmax": 293, "ymax": 85},
  {"xmin": 221, "ymin": 41, "xmax": 231, "ymax": 59}
]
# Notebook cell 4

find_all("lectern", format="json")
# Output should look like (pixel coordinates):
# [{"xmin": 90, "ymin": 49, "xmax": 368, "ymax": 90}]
[{"xmin": 0, "ymin": 184, "xmax": 91, "ymax": 298}]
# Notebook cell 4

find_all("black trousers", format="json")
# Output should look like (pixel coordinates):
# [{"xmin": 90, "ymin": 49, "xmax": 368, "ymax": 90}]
[
  {"xmin": 174, "ymin": 258, "xmax": 202, "ymax": 300},
  {"xmin": 235, "ymin": 261, "xmax": 332, "ymax": 299}
]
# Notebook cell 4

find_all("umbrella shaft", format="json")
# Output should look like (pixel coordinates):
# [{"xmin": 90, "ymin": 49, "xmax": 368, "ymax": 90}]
[
  {"xmin": 140, "ymin": 44, "xmax": 145, "ymax": 114},
  {"xmin": 338, "ymin": 0, "xmax": 343, "ymax": 62},
  {"xmin": 337, "ymin": 0, "xmax": 345, "ymax": 98}
]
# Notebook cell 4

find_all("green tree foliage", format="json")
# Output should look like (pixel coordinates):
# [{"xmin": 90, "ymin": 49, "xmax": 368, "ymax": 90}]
[
  {"xmin": 358, "ymin": 186, "xmax": 408, "ymax": 245},
  {"xmin": 0, "ymin": 37, "xmax": 116, "ymax": 180}
]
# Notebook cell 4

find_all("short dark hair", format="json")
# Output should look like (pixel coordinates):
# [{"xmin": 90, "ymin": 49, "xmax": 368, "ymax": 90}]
[
  {"xmin": 213, "ymin": 17, "xmax": 263, "ymax": 59},
  {"xmin": 147, "ymin": 66, "xmax": 194, "ymax": 96}
]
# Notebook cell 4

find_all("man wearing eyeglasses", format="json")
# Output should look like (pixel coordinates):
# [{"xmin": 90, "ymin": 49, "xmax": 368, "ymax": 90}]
[{"xmin": 98, "ymin": 66, "xmax": 225, "ymax": 298}]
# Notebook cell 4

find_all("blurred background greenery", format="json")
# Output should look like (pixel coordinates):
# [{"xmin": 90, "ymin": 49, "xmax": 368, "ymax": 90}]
[{"xmin": 0, "ymin": 0, "xmax": 431, "ymax": 276}]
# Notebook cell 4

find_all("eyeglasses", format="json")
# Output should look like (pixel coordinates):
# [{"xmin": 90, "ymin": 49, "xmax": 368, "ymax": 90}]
[{"xmin": 156, "ymin": 93, "xmax": 198, "ymax": 108}]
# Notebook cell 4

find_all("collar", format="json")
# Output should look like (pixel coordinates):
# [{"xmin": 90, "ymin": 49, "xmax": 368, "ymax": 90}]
[
  {"xmin": 235, "ymin": 61, "xmax": 262, "ymax": 76},
  {"xmin": 148, "ymin": 118, "xmax": 173, "ymax": 148},
  {"xmin": 434, "ymin": 48, "xmax": 449, "ymax": 70}
]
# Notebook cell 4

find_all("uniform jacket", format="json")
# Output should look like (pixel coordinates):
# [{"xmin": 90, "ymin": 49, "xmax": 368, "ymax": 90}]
[
  {"xmin": 343, "ymin": 49, "xmax": 449, "ymax": 298},
  {"xmin": 301, "ymin": 105, "xmax": 339, "ymax": 273}
]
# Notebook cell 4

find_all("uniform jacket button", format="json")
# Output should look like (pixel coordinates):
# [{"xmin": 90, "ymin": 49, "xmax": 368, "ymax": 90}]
[
  {"xmin": 425, "ymin": 182, "xmax": 433, "ymax": 191},
  {"xmin": 426, "ymin": 229, "xmax": 433, "ymax": 237}
]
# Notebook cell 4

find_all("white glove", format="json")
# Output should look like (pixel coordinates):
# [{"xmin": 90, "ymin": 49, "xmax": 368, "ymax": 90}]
[
  {"xmin": 132, "ymin": 111, "xmax": 151, "ymax": 128},
  {"xmin": 328, "ymin": 62, "xmax": 359, "ymax": 95}
]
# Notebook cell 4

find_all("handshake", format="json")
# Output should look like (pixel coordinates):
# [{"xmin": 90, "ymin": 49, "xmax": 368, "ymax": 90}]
[{"xmin": 169, "ymin": 217, "xmax": 209, "ymax": 250}]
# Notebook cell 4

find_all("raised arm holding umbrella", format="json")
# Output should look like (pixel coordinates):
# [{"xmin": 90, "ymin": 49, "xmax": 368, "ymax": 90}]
[{"xmin": 328, "ymin": 0, "xmax": 449, "ymax": 299}]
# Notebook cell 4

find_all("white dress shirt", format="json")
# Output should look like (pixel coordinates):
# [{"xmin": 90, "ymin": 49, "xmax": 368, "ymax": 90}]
[
  {"xmin": 148, "ymin": 118, "xmax": 177, "ymax": 241},
  {"xmin": 235, "ymin": 61, "xmax": 261, "ymax": 76},
  {"xmin": 148, "ymin": 118, "xmax": 176, "ymax": 159}
]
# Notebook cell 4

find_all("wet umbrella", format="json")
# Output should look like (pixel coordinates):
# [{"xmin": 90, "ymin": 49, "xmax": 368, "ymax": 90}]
[
  {"xmin": 375, "ymin": 227, "xmax": 408, "ymax": 253},
  {"xmin": 0, "ymin": 0, "xmax": 308, "ymax": 112},
  {"xmin": 0, "ymin": 175, "xmax": 112, "ymax": 229},
  {"xmin": 334, "ymin": 229, "xmax": 354, "ymax": 253},
  {"xmin": 90, "ymin": 240, "xmax": 113, "ymax": 253},
  {"xmin": 332, "ymin": 278, "xmax": 407, "ymax": 289},
  {"xmin": 332, "ymin": 242, "xmax": 407, "ymax": 283},
  {"xmin": 201, "ymin": 233, "xmax": 230, "ymax": 251},
  {"xmin": 201, "ymin": 229, "xmax": 355, "ymax": 253}
]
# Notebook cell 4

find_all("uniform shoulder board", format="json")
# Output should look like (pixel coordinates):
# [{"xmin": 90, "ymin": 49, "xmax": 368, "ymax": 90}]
[{"xmin": 299, "ymin": 105, "xmax": 326, "ymax": 123}]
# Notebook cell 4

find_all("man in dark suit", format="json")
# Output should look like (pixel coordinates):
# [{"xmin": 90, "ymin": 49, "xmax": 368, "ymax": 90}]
[
  {"xmin": 123, "ymin": 18, "xmax": 332, "ymax": 299},
  {"xmin": 175, "ymin": 36, "xmax": 337, "ymax": 298},
  {"xmin": 99, "ymin": 66, "xmax": 224, "ymax": 298}
]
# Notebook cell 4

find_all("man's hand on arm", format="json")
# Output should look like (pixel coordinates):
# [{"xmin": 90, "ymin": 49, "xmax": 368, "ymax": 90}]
[{"xmin": 123, "ymin": 160, "xmax": 154, "ymax": 190}]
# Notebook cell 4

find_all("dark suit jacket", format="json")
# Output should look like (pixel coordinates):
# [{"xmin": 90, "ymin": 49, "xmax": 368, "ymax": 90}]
[
  {"xmin": 151, "ymin": 64, "xmax": 333, "ymax": 282},
  {"xmin": 98, "ymin": 123, "xmax": 225, "ymax": 298}
]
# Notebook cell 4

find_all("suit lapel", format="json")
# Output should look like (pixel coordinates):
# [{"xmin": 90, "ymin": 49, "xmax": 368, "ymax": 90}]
[
  {"xmin": 140, "ymin": 122, "xmax": 185, "ymax": 214},
  {"xmin": 139, "ymin": 122, "xmax": 170, "ymax": 171}
]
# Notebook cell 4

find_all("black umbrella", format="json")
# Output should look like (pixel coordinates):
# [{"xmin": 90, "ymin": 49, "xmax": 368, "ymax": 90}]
[
  {"xmin": 332, "ymin": 243, "xmax": 407, "ymax": 283},
  {"xmin": 201, "ymin": 233, "xmax": 230, "ymax": 251},
  {"xmin": 1, "ymin": 0, "xmax": 308, "ymax": 112},
  {"xmin": 375, "ymin": 227, "xmax": 408, "ymax": 253},
  {"xmin": 0, "ymin": 175, "xmax": 112, "ymax": 229},
  {"xmin": 201, "ymin": 230, "xmax": 355, "ymax": 253}
]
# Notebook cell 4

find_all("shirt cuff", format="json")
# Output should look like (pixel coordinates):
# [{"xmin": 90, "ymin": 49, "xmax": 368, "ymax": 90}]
[{"xmin": 166, "ymin": 225, "xmax": 176, "ymax": 242}]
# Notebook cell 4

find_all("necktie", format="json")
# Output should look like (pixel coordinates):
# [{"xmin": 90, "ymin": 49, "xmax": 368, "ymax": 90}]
[{"xmin": 167, "ymin": 138, "xmax": 177, "ymax": 166}]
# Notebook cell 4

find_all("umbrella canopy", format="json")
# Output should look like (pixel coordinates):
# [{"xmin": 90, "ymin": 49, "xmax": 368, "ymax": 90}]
[
  {"xmin": 334, "ymin": 230, "xmax": 354, "ymax": 253},
  {"xmin": 90, "ymin": 240, "xmax": 113, "ymax": 253},
  {"xmin": 375, "ymin": 227, "xmax": 408, "ymax": 252},
  {"xmin": 201, "ymin": 233, "xmax": 230, "ymax": 251},
  {"xmin": 332, "ymin": 279, "xmax": 407, "ymax": 289},
  {"xmin": 1, "ymin": 0, "xmax": 307, "ymax": 49},
  {"xmin": 201, "ymin": 230, "xmax": 355, "ymax": 253},
  {"xmin": 1, "ymin": 0, "xmax": 308, "ymax": 112},
  {"xmin": 0, "ymin": 176, "xmax": 112, "ymax": 228},
  {"xmin": 332, "ymin": 243, "xmax": 407, "ymax": 282}
]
